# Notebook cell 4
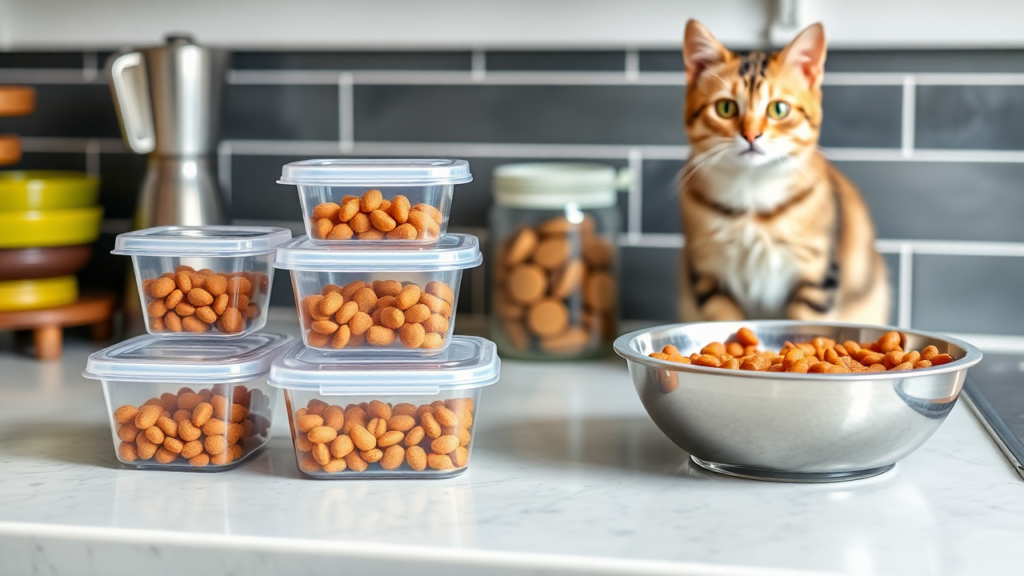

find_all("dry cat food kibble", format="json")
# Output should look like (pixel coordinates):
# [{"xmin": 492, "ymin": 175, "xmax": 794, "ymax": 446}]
[
  {"xmin": 300, "ymin": 279, "xmax": 454, "ymax": 350},
  {"xmin": 142, "ymin": 266, "xmax": 269, "ymax": 335},
  {"xmin": 648, "ymin": 327, "xmax": 957, "ymax": 374},
  {"xmin": 290, "ymin": 397, "xmax": 476, "ymax": 474},
  {"xmin": 112, "ymin": 385, "xmax": 270, "ymax": 467},
  {"xmin": 494, "ymin": 216, "xmax": 616, "ymax": 356},
  {"xmin": 309, "ymin": 189, "xmax": 444, "ymax": 241}
]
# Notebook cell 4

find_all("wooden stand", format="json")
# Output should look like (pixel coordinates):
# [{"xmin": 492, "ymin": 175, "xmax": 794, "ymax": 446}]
[{"xmin": 0, "ymin": 291, "xmax": 117, "ymax": 360}]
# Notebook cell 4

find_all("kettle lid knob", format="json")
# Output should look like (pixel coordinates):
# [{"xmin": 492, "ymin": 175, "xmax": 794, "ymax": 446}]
[{"xmin": 164, "ymin": 33, "xmax": 195, "ymax": 45}]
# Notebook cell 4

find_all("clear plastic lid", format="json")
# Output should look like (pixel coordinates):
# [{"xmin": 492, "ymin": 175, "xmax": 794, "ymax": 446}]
[
  {"xmin": 83, "ymin": 333, "xmax": 293, "ymax": 384},
  {"xmin": 274, "ymin": 233, "xmax": 482, "ymax": 272},
  {"xmin": 268, "ymin": 336, "xmax": 500, "ymax": 395},
  {"xmin": 278, "ymin": 159, "xmax": 473, "ymax": 186},
  {"xmin": 112, "ymin": 226, "xmax": 293, "ymax": 257}
]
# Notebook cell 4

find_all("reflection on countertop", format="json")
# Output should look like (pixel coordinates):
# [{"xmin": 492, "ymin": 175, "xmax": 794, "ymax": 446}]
[{"xmin": 0, "ymin": 319, "xmax": 1022, "ymax": 576}]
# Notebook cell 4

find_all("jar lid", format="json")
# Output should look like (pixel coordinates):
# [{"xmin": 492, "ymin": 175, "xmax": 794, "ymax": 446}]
[
  {"xmin": 274, "ymin": 233, "xmax": 482, "ymax": 272},
  {"xmin": 268, "ymin": 336, "xmax": 500, "ymax": 395},
  {"xmin": 112, "ymin": 226, "xmax": 293, "ymax": 257},
  {"xmin": 83, "ymin": 333, "xmax": 293, "ymax": 384},
  {"xmin": 278, "ymin": 159, "xmax": 473, "ymax": 186},
  {"xmin": 493, "ymin": 162, "xmax": 620, "ymax": 209}
]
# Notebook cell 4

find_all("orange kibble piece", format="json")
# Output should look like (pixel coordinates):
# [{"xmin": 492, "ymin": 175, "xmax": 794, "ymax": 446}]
[
  {"xmin": 369, "ymin": 209, "xmax": 396, "ymax": 232},
  {"xmin": 360, "ymin": 189, "xmax": 383, "ymax": 212},
  {"xmin": 348, "ymin": 311, "xmax": 373, "ymax": 335},
  {"xmin": 931, "ymin": 354, "xmax": 954, "ymax": 366},
  {"xmin": 878, "ymin": 331, "xmax": 902, "ymax": 353},
  {"xmin": 693, "ymin": 354, "xmax": 721, "ymax": 368},
  {"xmin": 313, "ymin": 202, "xmax": 342, "ymax": 220},
  {"xmin": 736, "ymin": 327, "xmax": 759, "ymax": 347},
  {"xmin": 313, "ymin": 218, "xmax": 333, "ymax": 238}
]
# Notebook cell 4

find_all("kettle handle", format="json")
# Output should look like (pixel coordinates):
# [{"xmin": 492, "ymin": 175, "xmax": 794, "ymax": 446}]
[{"xmin": 108, "ymin": 51, "xmax": 156, "ymax": 154}]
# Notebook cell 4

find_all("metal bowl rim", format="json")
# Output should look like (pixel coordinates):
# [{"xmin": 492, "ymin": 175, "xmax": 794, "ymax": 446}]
[{"xmin": 613, "ymin": 320, "xmax": 983, "ymax": 382}]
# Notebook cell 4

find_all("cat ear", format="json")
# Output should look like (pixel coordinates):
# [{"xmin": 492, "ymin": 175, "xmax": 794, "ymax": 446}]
[
  {"xmin": 780, "ymin": 23, "xmax": 827, "ymax": 88},
  {"xmin": 683, "ymin": 20, "xmax": 729, "ymax": 85}
]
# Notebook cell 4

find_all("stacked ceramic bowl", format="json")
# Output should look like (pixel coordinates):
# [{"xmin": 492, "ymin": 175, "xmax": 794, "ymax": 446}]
[
  {"xmin": 0, "ymin": 171, "xmax": 103, "ymax": 311},
  {"xmin": 270, "ymin": 159, "xmax": 500, "ymax": 478},
  {"xmin": 84, "ymin": 226, "xmax": 295, "ymax": 471}
]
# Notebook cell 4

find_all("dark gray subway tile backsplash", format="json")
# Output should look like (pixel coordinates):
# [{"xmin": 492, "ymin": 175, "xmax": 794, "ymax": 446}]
[
  {"xmin": 230, "ymin": 155, "xmax": 311, "ymax": 221},
  {"xmin": 820, "ymin": 86, "xmax": 903, "ymax": 148},
  {"xmin": 915, "ymin": 85, "xmax": 1024, "ymax": 150},
  {"xmin": 826, "ymin": 50, "xmax": 1024, "ymax": 73},
  {"xmin": 0, "ymin": 51, "xmax": 85, "ymax": 68},
  {"xmin": 97, "ymin": 153, "xmax": 146, "ymax": 219},
  {"xmin": 0, "ymin": 84, "xmax": 120, "ymax": 137},
  {"xmin": 913, "ymin": 255, "xmax": 1024, "ymax": 335},
  {"xmin": 641, "ymin": 159, "xmax": 683, "ymax": 234},
  {"xmin": 640, "ymin": 49, "xmax": 1024, "ymax": 74},
  {"xmin": 835, "ymin": 161, "xmax": 1024, "ymax": 242},
  {"xmin": 1, "ymin": 47, "xmax": 1023, "ymax": 332},
  {"xmin": 485, "ymin": 50, "xmax": 625, "ymax": 72},
  {"xmin": 353, "ymin": 85, "xmax": 686, "ymax": 145},
  {"xmin": 638, "ymin": 51, "xmax": 682, "ymax": 73},
  {"xmin": 233, "ymin": 51, "xmax": 472, "ymax": 71},
  {"xmin": 620, "ymin": 246, "xmax": 681, "ymax": 321},
  {"xmin": 223, "ymin": 85, "xmax": 339, "ymax": 140},
  {"xmin": 11, "ymin": 152, "xmax": 87, "ymax": 171}
]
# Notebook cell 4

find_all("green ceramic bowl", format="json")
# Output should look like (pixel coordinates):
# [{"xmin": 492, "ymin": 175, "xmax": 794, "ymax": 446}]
[{"xmin": 0, "ymin": 171, "xmax": 100, "ymax": 211}]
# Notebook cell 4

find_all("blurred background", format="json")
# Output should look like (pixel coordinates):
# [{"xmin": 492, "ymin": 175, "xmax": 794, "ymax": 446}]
[{"xmin": 2, "ymin": 0, "xmax": 1023, "ymax": 345}]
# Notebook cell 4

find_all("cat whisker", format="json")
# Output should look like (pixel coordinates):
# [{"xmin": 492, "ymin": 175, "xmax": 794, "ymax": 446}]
[{"xmin": 677, "ymin": 144, "xmax": 732, "ymax": 191}]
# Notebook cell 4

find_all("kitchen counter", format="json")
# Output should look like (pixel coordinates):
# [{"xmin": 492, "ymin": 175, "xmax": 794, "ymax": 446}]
[{"xmin": 1, "ymin": 320, "xmax": 1022, "ymax": 576}]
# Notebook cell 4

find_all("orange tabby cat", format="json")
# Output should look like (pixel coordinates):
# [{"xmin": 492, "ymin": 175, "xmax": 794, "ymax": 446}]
[{"xmin": 679, "ymin": 20, "xmax": 889, "ymax": 323}]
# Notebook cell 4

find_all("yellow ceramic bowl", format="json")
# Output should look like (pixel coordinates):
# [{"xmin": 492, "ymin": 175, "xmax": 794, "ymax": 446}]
[
  {"xmin": 0, "ymin": 275, "xmax": 78, "ymax": 311},
  {"xmin": 0, "ymin": 206, "xmax": 104, "ymax": 248},
  {"xmin": 0, "ymin": 171, "xmax": 100, "ymax": 211}
]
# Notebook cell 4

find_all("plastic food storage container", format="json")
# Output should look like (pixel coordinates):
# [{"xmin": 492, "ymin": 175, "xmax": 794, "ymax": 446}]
[
  {"xmin": 274, "ymin": 233, "xmax": 482, "ymax": 354},
  {"xmin": 83, "ymin": 332, "xmax": 293, "ymax": 470},
  {"xmin": 277, "ymin": 159, "xmax": 472, "ymax": 245},
  {"xmin": 489, "ymin": 163, "xmax": 621, "ymax": 360},
  {"xmin": 113, "ymin": 226, "xmax": 292, "ymax": 337},
  {"xmin": 268, "ymin": 336, "xmax": 500, "ymax": 478}
]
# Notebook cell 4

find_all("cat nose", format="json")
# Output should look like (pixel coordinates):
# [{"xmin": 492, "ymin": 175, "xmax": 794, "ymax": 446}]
[{"xmin": 742, "ymin": 130, "xmax": 762, "ymax": 144}]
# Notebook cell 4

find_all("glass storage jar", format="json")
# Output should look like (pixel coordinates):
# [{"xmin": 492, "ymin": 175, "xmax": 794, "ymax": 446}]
[{"xmin": 489, "ymin": 163, "xmax": 620, "ymax": 360}]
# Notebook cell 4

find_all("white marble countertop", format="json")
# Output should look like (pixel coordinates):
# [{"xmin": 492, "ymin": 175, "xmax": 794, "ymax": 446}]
[{"xmin": 0, "ymin": 320, "xmax": 1022, "ymax": 576}]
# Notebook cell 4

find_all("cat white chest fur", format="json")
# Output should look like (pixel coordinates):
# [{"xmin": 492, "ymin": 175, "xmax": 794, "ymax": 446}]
[{"xmin": 700, "ymin": 164, "xmax": 804, "ymax": 318}]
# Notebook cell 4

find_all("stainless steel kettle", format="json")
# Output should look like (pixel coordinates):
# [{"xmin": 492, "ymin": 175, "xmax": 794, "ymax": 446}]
[{"xmin": 107, "ymin": 35, "xmax": 229, "ymax": 228}]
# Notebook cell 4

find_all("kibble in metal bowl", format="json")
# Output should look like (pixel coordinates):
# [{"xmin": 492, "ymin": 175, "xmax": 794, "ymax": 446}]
[{"xmin": 615, "ymin": 321, "xmax": 983, "ymax": 482}]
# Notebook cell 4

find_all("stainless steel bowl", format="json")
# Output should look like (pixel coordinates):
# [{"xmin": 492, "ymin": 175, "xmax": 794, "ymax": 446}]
[{"xmin": 614, "ymin": 321, "xmax": 983, "ymax": 483}]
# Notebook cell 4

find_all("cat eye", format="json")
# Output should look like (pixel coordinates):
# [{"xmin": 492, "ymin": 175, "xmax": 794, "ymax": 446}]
[
  {"xmin": 714, "ymin": 99, "xmax": 738, "ymax": 119},
  {"xmin": 767, "ymin": 101, "xmax": 791, "ymax": 119}
]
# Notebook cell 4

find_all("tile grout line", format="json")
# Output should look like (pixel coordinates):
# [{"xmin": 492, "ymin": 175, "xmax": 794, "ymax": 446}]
[
  {"xmin": 84, "ymin": 139, "xmax": 100, "ymax": 176},
  {"xmin": 624, "ymin": 49, "xmax": 640, "ymax": 83},
  {"xmin": 627, "ymin": 148, "xmax": 643, "ymax": 239},
  {"xmin": 898, "ymin": 245, "xmax": 914, "ymax": 329},
  {"xmin": 19, "ymin": 137, "xmax": 1024, "ymax": 164},
  {"xmin": 82, "ymin": 51, "xmax": 98, "ymax": 82},
  {"xmin": 471, "ymin": 50, "xmax": 486, "ymax": 82},
  {"xmin": 901, "ymin": 75, "xmax": 916, "ymax": 159},
  {"xmin": 12, "ymin": 67, "xmax": 1024, "ymax": 87},
  {"xmin": 339, "ymin": 72, "xmax": 354, "ymax": 152},
  {"xmin": 619, "ymin": 233, "xmax": 1024, "ymax": 257},
  {"xmin": 218, "ymin": 141, "xmax": 233, "ymax": 204}
]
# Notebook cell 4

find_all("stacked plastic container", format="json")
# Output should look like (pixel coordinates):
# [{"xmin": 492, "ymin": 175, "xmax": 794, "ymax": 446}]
[
  {"xmin": 270, "ymin": 159, "xmax": 500, "ymax": 478},
  {"xmin": 83, "ymin": 226, "xmax": 294, "ymax": 470}
]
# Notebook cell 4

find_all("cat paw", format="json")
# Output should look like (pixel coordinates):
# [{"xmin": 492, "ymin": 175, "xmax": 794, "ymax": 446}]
[
  {"xmin": 786, "ymin": 299, "xmax": 834, "ymax": 321},
  {"xmin": 701, "ymin": 294, "xmax": 745, "ymax": 321}
]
